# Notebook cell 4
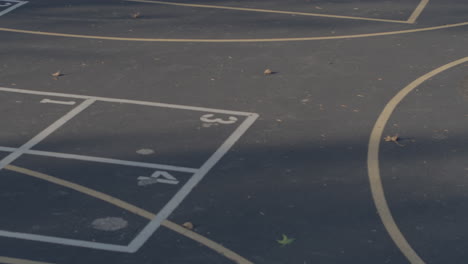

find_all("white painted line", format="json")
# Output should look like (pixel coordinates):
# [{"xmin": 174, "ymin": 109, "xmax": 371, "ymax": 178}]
[
  {"xmin": 127, "ymin": 113, "xmax": 259, "ymax": 252},
  {"xmin": 26, "ymin": 150, "xmax": 198, "ymax": 173},
  {"xmin": 0, "ymin": 87, "xmax": 256, "ymax": 116},
  {"xmin": 0, "ymin": 99, "xmax": 95, "ymax": 171},
  {"xmin": 0, "ymin": 230, "xmax": 132, "ymax": 252},
  {"xmin": 0, "ymin": 146, "xmax": 16, "ymax": 152},
  {"xmin": 40, "ymin": 98, "xmax": 76, "ymax": 105},
  {"xmin": 97, "ymin": 97, "xmax": 255, "ymax": 116},
  {"xmin": 27, "ymin": 149, "xmax": 198, "ymax": 173},
  {"xmin": 0, "ymin": 146, "xmax": 198, "ymax": 173},
  {"xmin": 0, "ymin": 88, "xmax": 258, "ymax": 252},
  {"xmin": 0, "ymin": 1, "xmax": 27, "ymax": 17}
]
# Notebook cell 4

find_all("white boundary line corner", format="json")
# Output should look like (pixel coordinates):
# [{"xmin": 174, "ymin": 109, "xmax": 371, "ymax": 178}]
[
  {"xmin": 0, "ymin": 98, "xmax": 95, "ymax": 171},
  {"xmin": 0, "ymin": 0, "xmax": 27, "ymax": 17}
]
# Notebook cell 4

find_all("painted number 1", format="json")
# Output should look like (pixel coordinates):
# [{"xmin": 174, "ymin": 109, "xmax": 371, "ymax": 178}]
[{"xmin": 200, "ymin": 114, "xmax": 238, "ymax": 125}]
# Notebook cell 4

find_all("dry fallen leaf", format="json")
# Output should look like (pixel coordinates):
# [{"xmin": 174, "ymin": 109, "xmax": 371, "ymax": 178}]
[
  {"xmin": 51, "ymin": 71, "xmax": 63, "ymax": 77},
  {"xmin": 384, "ymin": 135, "xmax": 404, "ymax": 146},
  {"xmin": 264, "ymin": 69, "xmax": 273, "ymax": 75},
  {"xmin": 384, "ymin": 135, "xmax": 398, "ymax": 142},
  {"xmin": 182, "ymin": 222, "xmax": 194, "ymax": 230},
  {"xmin": 131, "ymin": 12, "xmax": 141, "ymax": 19}
]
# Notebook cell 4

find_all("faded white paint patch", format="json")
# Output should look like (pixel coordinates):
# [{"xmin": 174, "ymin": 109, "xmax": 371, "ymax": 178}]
[
  {"xmin": 40, "ymin": 98, "xmax": 76, "ymax": 105},
  {"xmin": 136, "ymin": 148, "xmax": 155, "ymax": 155},
  {"xmin": 91, "ymin": 217, "xmax": 128, "ymax": 231}
]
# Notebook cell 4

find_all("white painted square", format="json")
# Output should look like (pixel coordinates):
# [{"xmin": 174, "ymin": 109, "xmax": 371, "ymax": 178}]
[{"xmin": 0, "ymin": 87, "xmax": 258, "ymax": 253}]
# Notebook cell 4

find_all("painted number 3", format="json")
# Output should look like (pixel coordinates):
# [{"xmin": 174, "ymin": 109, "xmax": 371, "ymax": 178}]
[{"xmin": 200, "ymin": 114, "xmax": 238, "ymax": 124}]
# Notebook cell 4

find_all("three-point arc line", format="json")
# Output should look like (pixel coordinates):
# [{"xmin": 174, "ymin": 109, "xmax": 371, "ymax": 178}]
[
  {"xmin": 1, "ymin": 21, "xmax": 467, "ymax": 43},
  {"xmin": 367, "ymin": 57, "xmax": 468, "ymax": 264}
]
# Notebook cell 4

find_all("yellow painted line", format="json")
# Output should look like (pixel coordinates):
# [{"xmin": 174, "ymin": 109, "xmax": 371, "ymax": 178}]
[
  {"xmin": 407, "ymin": 0, "xmax": 430, "ymax": 24},
  {"xmin": 0, "ymin": 21, "xmax": 467, "ymax": 42},
  {"xmin": 367, "ymin": 56, "xmax": 468, "ymax": 264},
  {"xmin": 4, "ymin": 165, "xmax": 253, "ymax": 264},
  {"xmin": 128, "ymin": 0, "xmax": 409, "ymax": 24},
  {"xmin": 0, "ymin": 257, "xmax": 53, "ymax": 264}
]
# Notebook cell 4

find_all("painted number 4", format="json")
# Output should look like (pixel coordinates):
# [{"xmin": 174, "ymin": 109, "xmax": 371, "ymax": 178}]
[
  {"xmin": 200, "ymin": 114, "xmax": 238, "ymax": 125},
  {"xmin": 137, "ymin": 171, "xmax": 179, "ymax": 186}
]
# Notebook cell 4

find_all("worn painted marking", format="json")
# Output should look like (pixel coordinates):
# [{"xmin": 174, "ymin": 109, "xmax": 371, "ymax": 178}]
[
  {"xmin": 4, "ymin": 165, "xmax": 254, "ymax": 264},
  {"xmin": 40, "ymin": 98, "xmax": 76, "ymax": 105},
  {"xmin": 407, "ymin": 0, "xmax": 429, "ymax": 24},
  {"xmin": 0, "ymin": 87, "xmax": 255, "ymax": 116},
  {"xmin": 200, "ymin": 114, "xmax": 238, "ymax": 125},
  {"xmin": 0, "ymin": 230, "xmax": 131, "ymax": 252},
  {"xmin": 128, "ymin": 0, "xmax": 411, "ymax": 24},
  {"xmin": 1, "ymin": 21, "xmax": 467, "ymax": 42},
  {"xmin": 0, "ymin": 88, "xmax": 257, "ymax": 255},
  {"xmin": 0, "ymin": 256, "xmax": 54, "ymax": 264},
  {"xmin": 137, "ymin": 171, "xmax": 179, "ymax": 186},
  {"xmin": 0, "ymin": 1, "xmax": 27, "ymax": 17},
  {"xmin": 127, "ymin": 113, "xmax": 258, "ymax": 252},
  {"xmin": 0, "ymin": 146, "xmax": 198, "ymax": 173},
  {"xmin": 0, "ymin": 99, "xmax": 95, "ymax": 172},
  {"xmin": 367, "ymin": 57, "xmax": 468, "ymax": 264},
  {"xmin": 0, "ymin": 21, "xmax": 467, "ymax": 43}
]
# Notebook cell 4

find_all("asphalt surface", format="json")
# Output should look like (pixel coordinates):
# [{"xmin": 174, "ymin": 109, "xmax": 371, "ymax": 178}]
[{"xmin": 0, "ymin": 0, "xmax": 467, "ymax": 264}]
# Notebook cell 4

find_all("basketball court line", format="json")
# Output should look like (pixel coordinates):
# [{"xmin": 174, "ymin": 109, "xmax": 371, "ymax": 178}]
[
  {"xmin": 0, "ymin": 87, "xmax": 259, "ymax": 253},
  {"xmin": 0, "ymin": 256, "xmax": 53, "ymax": 264},
  {"xmin": 127, "ymin": 0, "xmax": 409, "ymax": 24},
  {"xmin": 1, "ymin": 21, "xmax": 467, "ymax": 43},
  {"xmin": 127, "ymin": 0, "xmax": 429, "ymax": 24},
  {"xmin": 367, "ymin": 56, "xmax": 468, "ymax": 264},
  {"xmin": 407, "ymin": 0, "xmax": 429, "ymax": 24},
  {"xmin": 0, "ymin": 146, "xmax": 199, "ymax": 173}
]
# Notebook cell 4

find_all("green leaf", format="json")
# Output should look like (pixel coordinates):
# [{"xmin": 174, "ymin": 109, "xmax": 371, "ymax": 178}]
[{"xmin": 277, "ymin": 234, "xmax": 295, "ymax": 246}]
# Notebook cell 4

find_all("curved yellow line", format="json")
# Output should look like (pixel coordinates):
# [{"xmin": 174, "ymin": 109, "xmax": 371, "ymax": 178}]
[
  {"xmin": 367, "ymin": 56, "xmax": 468, "ymax": 264},
  {"xmin": 0, "ymin": 256, "xmax": 53, "ymax": 264},
  {"xmin": 0, "ymin": 21, "xmax": 467, "ymax": 42},
  {"xmin": 128, "ymin": 0, "xmax": 409, "ymax": 24},
  {"xmin": 4, "ymin": 165, "xmax": 253, "ymax": 264}
]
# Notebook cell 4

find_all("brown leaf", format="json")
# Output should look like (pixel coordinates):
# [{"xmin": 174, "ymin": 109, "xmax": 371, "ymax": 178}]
[
  {"xmin": 384, "ymin": 135, "xmax": 397, "ymax": 142},
  {"xmin": 51, "ymin": 71, "xmax": 63, "ymax": 77},
  {"xmin": 264, "ymin": 69, "xmax": 273, "ymax": 75},
  {"xmin": 182, "ymin": 222, "xmax": 194, "ymax": 230},
  {"xmin": 131, "ymin": 12, "xmax": 141, "ymax": 19},
  {"xmin": 384, "ymin": 135, "xmax": 404, "ymax": 146}
]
